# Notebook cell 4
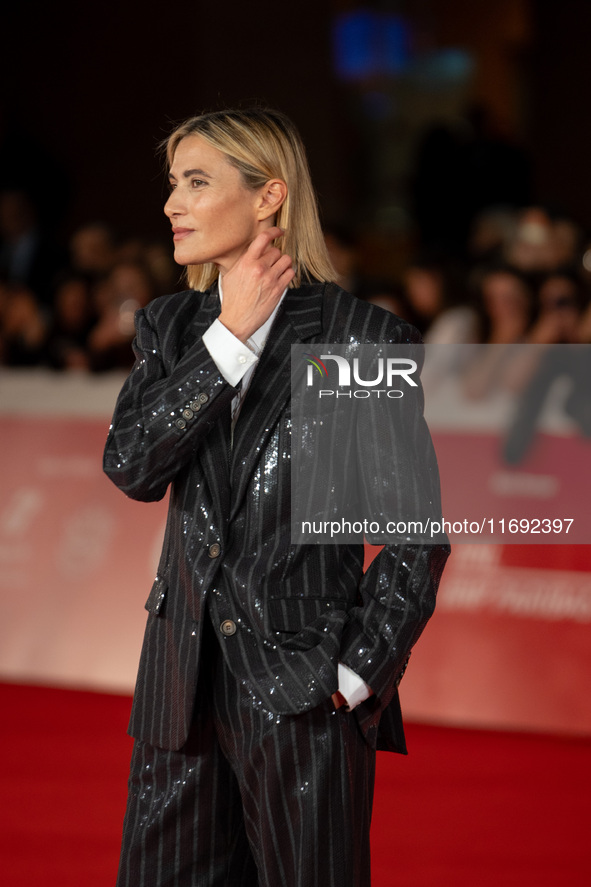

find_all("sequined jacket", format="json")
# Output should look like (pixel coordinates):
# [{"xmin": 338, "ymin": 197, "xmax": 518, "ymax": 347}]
[{"xmin": 103, "ymin": 282, "xmax": 449, "ymax": 753}]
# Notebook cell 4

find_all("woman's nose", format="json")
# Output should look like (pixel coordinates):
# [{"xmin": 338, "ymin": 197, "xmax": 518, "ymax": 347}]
[{"xmin": 164, "ymin": 190, "xmax": 182, "ymax": 218}]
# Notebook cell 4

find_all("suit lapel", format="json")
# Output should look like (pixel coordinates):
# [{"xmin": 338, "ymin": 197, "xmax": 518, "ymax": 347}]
[
  {"xmin": 178, "ymin": 284, "xmax": 233, "ymax": 527},
  {"xmin": 178, "ymin": 283, "xmax": 221, "ymax": 358},
  {"xmin": 198, "ymin": 411, "xmax": 232, "ymax": 531},
  {"xmin": 229, "ymin": 284, "xmax": 324, "ymax": 521}
]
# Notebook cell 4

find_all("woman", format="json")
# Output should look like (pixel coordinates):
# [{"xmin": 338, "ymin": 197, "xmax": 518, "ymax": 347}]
[{"xmin": 105, "ymin": 108, "xmax": 447, "ymax": 887}]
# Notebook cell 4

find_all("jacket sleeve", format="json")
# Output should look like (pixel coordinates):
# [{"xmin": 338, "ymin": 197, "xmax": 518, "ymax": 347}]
[
  {"xmin": 338, "ymin": 334, "xmax": 450, "ymax": 703},
  {"xmin": 339, "ymin": 542, "xmax": 448, "ymax": 704},
  {"xmin": 103, "ymin": 306, "xmax": 237, "ymax": 502}
]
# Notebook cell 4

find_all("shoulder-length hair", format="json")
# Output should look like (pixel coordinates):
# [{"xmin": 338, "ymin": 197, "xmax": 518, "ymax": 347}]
[{"xmin": 163, "ymin": 108, "xmax": 336, "ymax": 291}]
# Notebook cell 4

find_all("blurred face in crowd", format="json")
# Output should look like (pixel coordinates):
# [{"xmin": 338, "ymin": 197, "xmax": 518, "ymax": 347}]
[
  {"xmin": 109, "ymin": 263, "xmax": 153, "ymax": 308},
  {"xmin": 550, "ymin": 219, "xmax": 580, "ymax": 268},
  {"xmin": 537, "ymin": 274, "xmax": 581, "ymax": 342},
  {"xmin": 482, "ymin": 272, "xmax": 530, "ymax": 324},
  {"xmin": 404, "ymin": 267, "xmax": 444, "ymax": 319},
  {"xmin": 70, "ymin": 224, "xmax": 115, "ymax": 274},
  {"xmin": 55, "ymin": 279, "xmax": 90, "ymax": 330},
  {"xmin": 539, "ymin": 275, "xmax": 579, "ymax": 314},
  {"xmin": 164, "ymin": 135, "xmax": 271, "ymax": 274},
  {"xmin": 506, "ymin": 208, "xmax": 553, "ymax": 272}
]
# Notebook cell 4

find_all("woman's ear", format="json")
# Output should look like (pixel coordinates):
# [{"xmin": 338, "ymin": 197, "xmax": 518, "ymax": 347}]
[{"xmin": 257, "ymin": 179, "xmax": 287, "ymax": 221}]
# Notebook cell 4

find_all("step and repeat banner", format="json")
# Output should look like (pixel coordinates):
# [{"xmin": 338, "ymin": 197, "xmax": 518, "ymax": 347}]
[{"xmin": 1, "ymin": 353, "xmax": 590, "ymax": 736}]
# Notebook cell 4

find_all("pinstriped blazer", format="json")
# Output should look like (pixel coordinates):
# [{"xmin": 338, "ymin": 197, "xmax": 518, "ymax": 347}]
[{"xmin": 103, "ymin": 281, "xmax": 449, "ymax": 753}]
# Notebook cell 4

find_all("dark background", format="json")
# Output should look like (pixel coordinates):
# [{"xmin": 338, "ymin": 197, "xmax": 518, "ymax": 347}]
[{"xmin": 1, "ymin": 0, "xmax": 590, "ymax": 270}]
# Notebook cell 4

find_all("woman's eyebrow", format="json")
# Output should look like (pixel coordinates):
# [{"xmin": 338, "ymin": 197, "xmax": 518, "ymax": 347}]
[
  {"xmin": 168, "ymin": 168, "xmax": 212, "ymax": 181},
  {"xmin": 186, "ymin": 167, "xmax": 211, "ymax": 178}
]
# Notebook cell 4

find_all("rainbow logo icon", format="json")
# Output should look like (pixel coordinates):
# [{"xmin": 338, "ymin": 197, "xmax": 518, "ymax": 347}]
[{"xmin": 303, "ymin": 353, "xmax": 328, "ymax": 377}]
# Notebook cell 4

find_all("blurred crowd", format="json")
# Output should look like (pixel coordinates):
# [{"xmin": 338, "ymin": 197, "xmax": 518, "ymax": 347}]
[
  {"xmin": 325, "ymin": 205, "xmax": 591, "ymax": 349},
  {"xmin": 2, "ymin": 183, "xmax": 591, "ymax": 375},
  {"xmin": 0, "ymin": 188, "xmax": 179, "ymax": 371}
]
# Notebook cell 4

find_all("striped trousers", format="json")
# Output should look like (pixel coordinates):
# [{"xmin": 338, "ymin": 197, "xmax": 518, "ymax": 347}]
[{"xmin": 116, "ymin": 615, "xmax": 376, "ymax": 887}]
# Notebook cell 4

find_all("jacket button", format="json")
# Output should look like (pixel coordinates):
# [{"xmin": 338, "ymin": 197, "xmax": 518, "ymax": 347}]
[
  {"xmin": 190, "ymin": 401, "xmax": 202, "ymax": 412},
  {"xmin": 175, "ymin": 418, "xmax": 187, "ymax": 430},
  {"xmin": 182, "ymin": 408, "xmax": 194, "ymax": 420},
  {"xmin": 198, "ymin": 392, "xmax": 209, "ymax": 404},
  {"xmin": 208, "ymin": 542, "xmax": 221, "ymax": 558},
  {"xmin": 220, "ymin": 620, "xmax": 236, "ymax": 636}
]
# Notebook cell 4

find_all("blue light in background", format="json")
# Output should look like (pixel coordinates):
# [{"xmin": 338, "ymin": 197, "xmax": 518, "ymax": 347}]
[{"xmin": 332, "ymin": 11, "xmax": 412, "ymax": 81}]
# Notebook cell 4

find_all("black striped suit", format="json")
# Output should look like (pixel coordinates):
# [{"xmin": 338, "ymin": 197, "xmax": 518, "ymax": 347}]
[{"xmin": 104, "ymin": 282, "xmax": 448, "ymax": 885}]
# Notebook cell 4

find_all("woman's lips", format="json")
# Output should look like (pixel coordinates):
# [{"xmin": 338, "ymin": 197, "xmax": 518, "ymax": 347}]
[{"xmin": 172, "ymin": 228, "xmax": 193, "ymax": 241}]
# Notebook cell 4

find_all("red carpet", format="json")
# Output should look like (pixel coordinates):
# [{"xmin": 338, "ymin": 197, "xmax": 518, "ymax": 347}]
[{"xmin": 1, "ymin": 683, "xmax": 589, "ymax": 886}]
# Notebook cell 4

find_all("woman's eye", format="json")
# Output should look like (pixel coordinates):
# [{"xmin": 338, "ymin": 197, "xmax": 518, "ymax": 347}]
[{"xmin": 191, "ymin": 179, "xmax": 205, "ymax": 188}]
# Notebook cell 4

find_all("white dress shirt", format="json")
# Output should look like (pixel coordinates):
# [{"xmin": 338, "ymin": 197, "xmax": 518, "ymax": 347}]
[{"xmin": 202, "ymin": 276, "xmax": 372, "ymax": 711}]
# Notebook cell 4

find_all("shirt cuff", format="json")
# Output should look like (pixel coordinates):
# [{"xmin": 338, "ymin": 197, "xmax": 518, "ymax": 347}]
[
  {"xmin": 338, "ymin": 661, "xmax": 373, "ymax": 711},
  {"xmin": 202, "ymin": 318, "xmax": 258, "ymax": 387}
]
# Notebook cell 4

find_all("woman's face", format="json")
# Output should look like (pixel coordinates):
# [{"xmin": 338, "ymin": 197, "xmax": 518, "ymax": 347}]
[{"xmin": 164, "ymin": 135, "xmax": 265, "ymax": 274}]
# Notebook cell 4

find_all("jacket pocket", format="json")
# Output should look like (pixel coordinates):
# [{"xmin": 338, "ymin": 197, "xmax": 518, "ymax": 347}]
[
  {"xmin": 144, "ymin": 576, "xmax": 168, "ymax": 615},
  {"xmin": 268, "ymin": 597, "xmax": 348, "ymax": 633}
]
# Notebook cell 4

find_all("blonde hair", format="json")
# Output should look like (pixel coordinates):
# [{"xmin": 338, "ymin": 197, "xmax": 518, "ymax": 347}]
[{"xmin": 164, "ymin": 108, "xmax": 336, "ymax": 290}]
